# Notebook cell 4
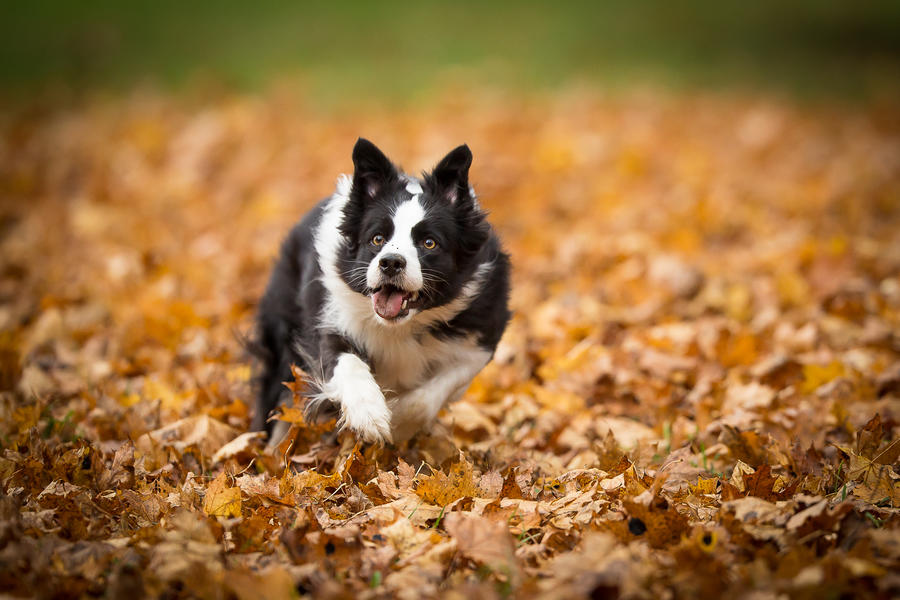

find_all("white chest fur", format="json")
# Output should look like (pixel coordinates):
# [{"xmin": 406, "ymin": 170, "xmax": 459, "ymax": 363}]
[{"xmin": 369, "ymin": 331, "xmax": 480, "ymax": 393}]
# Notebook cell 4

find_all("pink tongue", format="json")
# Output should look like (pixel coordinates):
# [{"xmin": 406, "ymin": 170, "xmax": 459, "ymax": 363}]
[{"xmin": 373, "ymin": 289, "xmax": 406, "ymax": 319}]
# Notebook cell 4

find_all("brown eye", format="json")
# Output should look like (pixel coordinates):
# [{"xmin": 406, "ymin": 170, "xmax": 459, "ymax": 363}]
[
  {"xmin": 423, "ymin": 238, "xmax": 437, "ymax": 250},
  {"xmin": 372, "ymin": 234, "xmax": 385, "ymax": 246}
]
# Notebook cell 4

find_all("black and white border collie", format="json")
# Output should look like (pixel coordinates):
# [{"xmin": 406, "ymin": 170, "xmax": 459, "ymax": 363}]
[{"xmin": 252, "ymin": 138, "xmax": 510, "ymax": 445}]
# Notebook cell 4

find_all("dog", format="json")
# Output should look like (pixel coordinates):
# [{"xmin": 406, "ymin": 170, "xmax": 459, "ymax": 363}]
[{"xmin": 251, "ymin": 138, "xmax": 510, "ymax": 445}]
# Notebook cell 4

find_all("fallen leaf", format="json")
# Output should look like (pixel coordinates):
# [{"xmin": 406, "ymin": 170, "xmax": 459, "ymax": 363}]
[
  {"xmin": 444, "ymin": 512, "xmax": 520, "ymax": 583},
  {"xmin": 203, "ymin": 472, "xmax": 242, "ymax": 517}
]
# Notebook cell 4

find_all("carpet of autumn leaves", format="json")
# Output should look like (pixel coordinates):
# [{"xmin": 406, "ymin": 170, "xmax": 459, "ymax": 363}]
[{"xmin": 1, "ymin": 89, "xmax": 899, "ymax": 599}]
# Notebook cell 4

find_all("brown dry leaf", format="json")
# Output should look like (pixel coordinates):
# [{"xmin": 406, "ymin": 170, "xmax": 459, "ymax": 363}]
[
  {"xmin": 729, "ymin": 460, "xmax": 756, "ymax": 493},
  {"xmin": 397, "ymin": 458, "xmax": 416, "ymax": 491},
  {"xmin": 285, "ymin": 469, "xmax": 343, "ymax": 503},
  {"xmin": 99, "ymin": 440, "xmax": 135, "ymax": 490},
  {"xmin": 801, "ymin": 361, "xmax": 846, "ymax": 394},
  {"xmin": 284, "ymin": 364, "xmax": 310, "ymax": 396},
  {"xmin": 833, "ymin": 441, "xmax": 900, "ymax": 505},
  {"xmin": 203, "ymin": 471, "xmax": 242, "ymax": 517},
  {"xmin": 720, "ymin": 426, "xmax": 771, "ymax": 467},
  {"xmin": 690, "ymin": 476, "xmax": 719, "ymax": 496},
  {"xmin": 609, "ymin": 497, "xmax": 692, "ymax": 549},
  {"xmin": 443, "ymin": 512, "xmax": 520, "ymax": 583},
  {"xmin": 274, "ymin": 405, "xmax": 306, "ymax": 424},
  {"xmin": 5, "ymin": 88, "xmax": 900, "ymax": 599},
  {"xmin": 742, "ymin": 465, "xmax": 781, "ymax": 501},
  {"xmin": 146, "ymin": 511, "xmax": 224, "ymax": 595},
  {"xmin": 416, "ymin": 456, "xmax": 481, "ymax": 506},
  {"xmin": 226, "ymin": 566, "xmax": 296, "ymax": 600},
  {"xmin": 374, "ymin": 470, "xmax": 402, "ymax": 500},
  {"xmin": 499, "ymin": 468, "xmax": 526, "ymax": 500},
  {"xmin": 137, "ymin": 414, "xmax": 239, "ymax": 458},
  {"xmin": 211, "ymin": 431, "xmax": 265, "ymax": 463}
]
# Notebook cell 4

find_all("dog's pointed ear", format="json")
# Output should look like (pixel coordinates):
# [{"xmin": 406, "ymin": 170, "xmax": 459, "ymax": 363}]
[
  {"xmin": 427, "ymin": 144, "xmax": 473, "ymax": 204},
  {"xmin": 352, "ymin": 138, "xmax": 396, "ymax": 199}
]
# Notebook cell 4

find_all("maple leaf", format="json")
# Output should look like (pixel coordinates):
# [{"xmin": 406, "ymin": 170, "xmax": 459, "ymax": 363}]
[
  {"xmin": 741, "ymin": 464, "xmax": 781, "ymax": 501},
  {"xmin": 855, "ymin": 413, "xmax": 886, "ymax": 458},
  {"xmin": 833, "ymin": 439, "xmax": 900, "ymax": 506},
  {"xmin": 211, "ymin": 431, "xmax": 265, "ymax": 463},
  {"xmin": 203, "ymin": 471, "xmax": 242, "ymax": 517},
  {"xmin": 415, "ymin": 456, "xmax": 481, "ymax": 506},
  {"xmin": 690, "ymin": 476, "xmax": 719, "ymax": 496},
  {"xmin": 444, "ymin": 512, "xmax": 521, "ymax": 586},
  {"xmin": 137, "ymin": 414, "xmax": 239, "ymax": 459},
  {"xmin": 273, "ymin": 405, "xmax": 306, "ymax": 424},
  {"xmin": 611, "ymin": 497, "xmax": 691, "ymax": 549},
  {"xmin": 800, "ymin": 361, "xmax": 846, "ymax": 394},
  {"xmin": 284, "ymin": 468, "xmax": 343, "ymax": 503},
  {"xmin": 499, "ymin": 468, "xmax": 526, "ymax": 500}
]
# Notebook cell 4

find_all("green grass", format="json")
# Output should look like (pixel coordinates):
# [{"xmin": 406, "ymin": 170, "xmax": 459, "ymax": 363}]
[{"xmin": 2, "ymin": 1, "xmax": 899, "ymax": 102}]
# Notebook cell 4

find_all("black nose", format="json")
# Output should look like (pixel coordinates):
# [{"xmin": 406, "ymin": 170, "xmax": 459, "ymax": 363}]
[{"xmin": 379, "ymin": 254, "xmax": 406, "ymax": 277}]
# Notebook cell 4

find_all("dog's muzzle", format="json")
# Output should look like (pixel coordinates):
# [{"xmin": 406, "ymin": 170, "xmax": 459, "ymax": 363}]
[{"xmin": 371, "ymin": 283, "xmax": 422, "ymax": 321}]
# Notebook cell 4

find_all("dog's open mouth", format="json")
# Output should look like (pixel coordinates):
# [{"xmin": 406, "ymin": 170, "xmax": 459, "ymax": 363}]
[{"xmin": 372, "ymin": 285, "xmax": 421, "ymax": 321}]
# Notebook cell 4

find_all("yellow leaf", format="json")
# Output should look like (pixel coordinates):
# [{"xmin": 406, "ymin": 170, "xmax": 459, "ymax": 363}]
[
  {"xmin": 282, "ymin": 469, "xmax": 342, "ymax": 502},
  {"xmin": 226, "ymin": 365, "xmax": 252, "ymax": 383},
  {"xmin": 691, "ymin": 477, "xmax": 719, "ymax": 495},
  {"xmin": 775, "ymin": 270, "xmax": 809, "ymax": 308},
  {"xmin": 416, "ymin": 456, "xmax": 481, "ymax": 506},
  {"xmin": 725, "ymin": 283, "xmax": 752, "ymax": 322},
  {"xmin": 801, "ymin": 362, "xmax": 845, "ymax": 394},
  {"xmin": 204, "ymin": 471, "xmax": 242, "ymax": 517},
  {"xmin": 275, "ymin": 406, "xmax": 306, "ymax": 424},
  {"xmin": 143, "ymin": 378, "xmax": 190, "ymax": 412},
  {"xmin": 119, "ymin": 392, "xmax": 141, "ymax": 407}
]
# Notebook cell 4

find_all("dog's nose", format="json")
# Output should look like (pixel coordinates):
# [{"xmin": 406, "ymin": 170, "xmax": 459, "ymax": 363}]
[{"xmin": 379, "ymin": 254, "xmax": 406, "ymax": 276}]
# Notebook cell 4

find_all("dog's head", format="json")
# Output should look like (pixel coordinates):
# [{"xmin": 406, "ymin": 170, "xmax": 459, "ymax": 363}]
[{"xmin": 337, "ymin": 138, "xmax": 491, "ymax": 325}]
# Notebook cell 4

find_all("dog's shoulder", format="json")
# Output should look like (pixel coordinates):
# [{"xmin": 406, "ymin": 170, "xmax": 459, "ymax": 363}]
[{"xmin": 427, "ymin": 232, "xmax": 511, "ymax": 351}]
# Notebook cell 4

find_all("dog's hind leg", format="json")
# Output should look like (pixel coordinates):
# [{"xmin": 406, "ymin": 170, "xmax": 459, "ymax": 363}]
[{"xmin": 388, "ymin": 347, "xmax": 492, "ymax": 442}]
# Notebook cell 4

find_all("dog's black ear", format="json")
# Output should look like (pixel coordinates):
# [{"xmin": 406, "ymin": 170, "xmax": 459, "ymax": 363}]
[
  {"xmin": 352, "ymin": 138, "xmax": 396, "ymax": 199},
  {"xmin": 427, "ymin": 144, "xmax": 473, "ymax": 204}
]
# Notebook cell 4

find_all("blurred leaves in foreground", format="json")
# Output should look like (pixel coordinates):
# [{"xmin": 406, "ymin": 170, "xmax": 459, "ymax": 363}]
[{"xmin": 0, "ymin": 88, "xmax": 899, "ymax": 597}]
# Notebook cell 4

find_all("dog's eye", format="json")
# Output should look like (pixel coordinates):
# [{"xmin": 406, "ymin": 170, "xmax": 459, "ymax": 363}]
[
  {"xmin": 371, "ymin": 234, "xmax": 385, "ymax": 246},
  {"xmin": 422, "ymin": 238, "xmax": 437, "ymax": 250}
]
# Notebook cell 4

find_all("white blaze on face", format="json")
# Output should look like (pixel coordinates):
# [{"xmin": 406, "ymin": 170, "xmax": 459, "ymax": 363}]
[
  {"xmin": 366, "ymin": 183, "xmax": 425, "ymax": 291},
  {"xmin": 405, "ymin": 178, "xmax": 423, "ymax": 196}
]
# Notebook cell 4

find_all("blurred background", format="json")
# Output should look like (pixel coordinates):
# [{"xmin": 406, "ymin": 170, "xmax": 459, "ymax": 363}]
[{"xmin": 3, "ymin": 0, "xmax": 900, "ymax": 103}]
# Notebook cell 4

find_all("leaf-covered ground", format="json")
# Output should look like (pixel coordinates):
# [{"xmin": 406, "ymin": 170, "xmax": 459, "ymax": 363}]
[{"xmin": 1, "ymin": 90, "xmax": 899, "ymax": 599}]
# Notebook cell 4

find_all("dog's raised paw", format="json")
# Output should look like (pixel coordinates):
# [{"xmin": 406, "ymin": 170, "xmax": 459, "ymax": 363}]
[
  {"xmin": 339, "ymin": 404, "xmax": 393, "ymax": 444},
  {"xmin": 338, "ymin": 394, "xmax": 393, "ymax": 444}
]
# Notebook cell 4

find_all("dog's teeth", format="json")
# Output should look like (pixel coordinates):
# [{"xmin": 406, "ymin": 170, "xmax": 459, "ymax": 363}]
[
  {"xmin": 412, "ymin": 291, "xmax": 418, "ymax": 302},
  {"xmin": 402, "ymin": 298, "xmax": 408, "ymax": 310}
]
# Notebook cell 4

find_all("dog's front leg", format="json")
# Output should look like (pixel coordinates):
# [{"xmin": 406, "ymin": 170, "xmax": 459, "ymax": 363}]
[
  {"xmin": 267, "ymin": 335, "xmax": 391, "ymax": 448},
  {"xmin": 314, "ymin": 334, "xmax": 392, "ymax": 444},
  {"xmin": 389, "ymin": 349, "xmax": 492, "ymax": 442},
  {"xmin": 326, "ymin": 353, "xmax": 393, "ymax": 444}
]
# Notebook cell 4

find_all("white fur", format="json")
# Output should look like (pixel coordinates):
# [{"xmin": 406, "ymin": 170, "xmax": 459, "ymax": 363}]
[
  {"xmin": 319, "ymin": 353, "xmax": 392, "ymax": 443},
  {"xmin": 365, "ymin": 196, "xmax": 425, "ymax": 292},
  {"xmin": 310, "ymin": 176, "xmax": 494, "ymax": 443},
  {"xmin": 405, "ymin": 178, "xmax": 423, "ymax": 195},
  {"xmin": 388, "ymin": 343, "xmax": 491, "ymax": 442}
]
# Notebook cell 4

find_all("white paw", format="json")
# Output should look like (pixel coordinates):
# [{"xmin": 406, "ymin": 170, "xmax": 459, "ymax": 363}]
[{"xmin": 338, "ymin": 390, "xmax": 393, "ymax": 444}]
